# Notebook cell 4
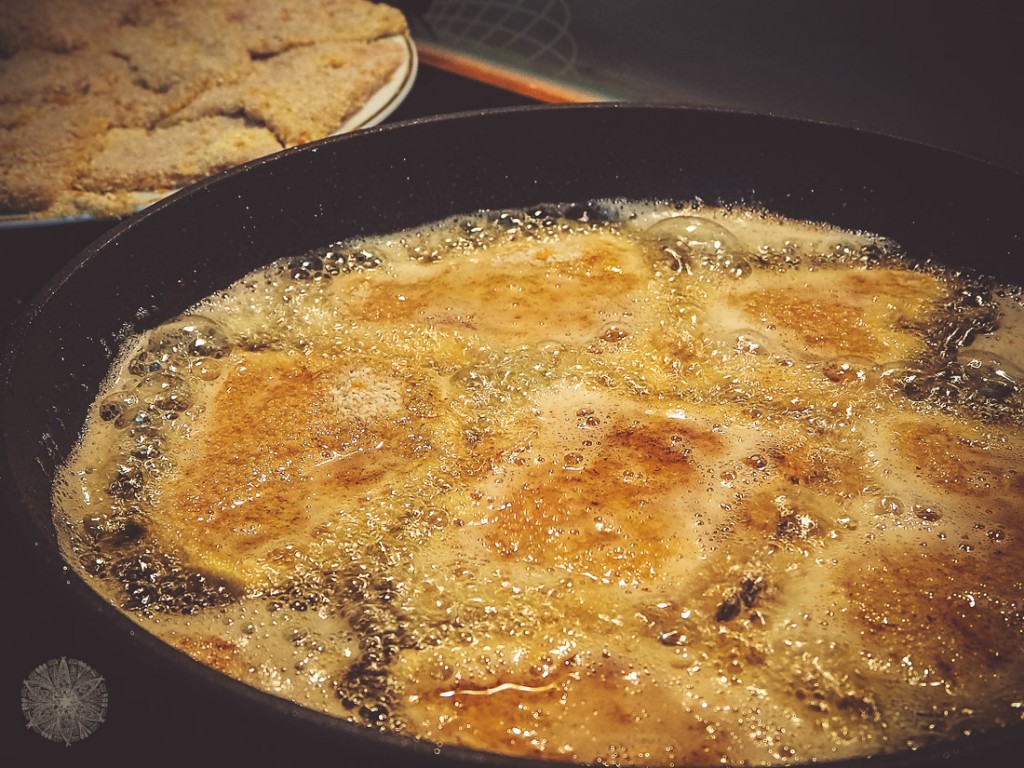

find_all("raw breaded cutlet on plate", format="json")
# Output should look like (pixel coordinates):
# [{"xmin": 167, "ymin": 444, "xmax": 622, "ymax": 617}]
[{"xmin": 0, "ymin": 0, "xmax": 410, "ymax": 221}]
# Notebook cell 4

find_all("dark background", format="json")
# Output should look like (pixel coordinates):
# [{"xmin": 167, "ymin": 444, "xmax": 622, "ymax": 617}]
[
  {"xmin": 410, "ymin": 0, "xmax": 1023, "ymax": 171},
  {"xmin": 2, "ymin": 0, "xmax": 1021, "ymax": 762}
]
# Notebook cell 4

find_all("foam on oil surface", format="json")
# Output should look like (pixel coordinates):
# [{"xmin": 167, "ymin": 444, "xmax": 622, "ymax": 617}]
[{"xmin": 53, "ymin": 200, "xmax": 1024, "ymax": 766}]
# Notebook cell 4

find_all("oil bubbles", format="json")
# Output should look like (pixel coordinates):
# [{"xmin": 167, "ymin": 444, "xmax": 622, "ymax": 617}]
[
  {"xmin": 957, "ymin": 349, "xmax": 1022, "ymax": 403},
  {"xmin": 128, "ymin": 315, "xmax": 231, "ymax": 380},
  {"xmin": 644, "ymin": 215, "xmax": 751, "ymax": 279}
]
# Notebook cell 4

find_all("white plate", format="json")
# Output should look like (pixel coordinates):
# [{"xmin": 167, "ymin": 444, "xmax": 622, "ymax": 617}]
[
  {"xmin": 336, "ymin": 33, "xmax": 418, "ymax": 134},
  {"xmin": 0, "ymin": 33, "xmax": 418, "ymax": 230}
]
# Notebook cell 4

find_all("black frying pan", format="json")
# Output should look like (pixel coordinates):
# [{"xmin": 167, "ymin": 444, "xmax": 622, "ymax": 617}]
[{"xmin": 3, "ymin": 105, "xmax": 1023, "ymax": 765}]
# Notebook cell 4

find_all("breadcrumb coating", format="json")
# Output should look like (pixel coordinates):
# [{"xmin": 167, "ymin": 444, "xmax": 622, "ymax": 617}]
[{"xmin": 0, "ymin": 0, "xmax": 408, "ymax": 219}]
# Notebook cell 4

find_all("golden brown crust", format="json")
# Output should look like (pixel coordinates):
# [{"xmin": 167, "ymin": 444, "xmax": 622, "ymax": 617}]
[
  {"xmin": 891, "ymin": 412, "xmax": 1024, "ymax": 498},
  {"xmin": 843, "ymin": 545, "xmax": 1024, "ymax": 698},
  {"xmin": 53, "ymin": 210, "xmax": 1024, "ymax": 765},
  {"xmin": 476, "ymin": 409, "xmax": 714, "ymax": 584},
  {"xmin": 723, "ymin": 268, "xmax": 950, "ymax": 361},
  {"xmin": 170, "ymin": 633, "xmax": 246, "ymax": 676},
  {"xmin": 152, "ymin": 350, "xmax": 448, "ymax": 586}
]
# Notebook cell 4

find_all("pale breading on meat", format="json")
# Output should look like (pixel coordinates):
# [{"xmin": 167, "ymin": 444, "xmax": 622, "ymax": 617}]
[
  {"xmin": 78, "ymin": 117, "xmax": 283, "ymax": 194},
  {"xmin": 103, "ymin": 5, "xmax": 251, "ymax": 104},
  {"xmin": 0, "ymin": 48, "xmax": 124, "ymax": 105},
  {"xmin": 0, "ymin": 0, "xmax": 409, "ymax": 217},
  {"xmin": 172, "ymin": 38, "xmax": 406, "ymax": 147},
  {"xmin": 0, "ymin": 0, "xmax": 143, "ymax": 55},
  {"xmin": 0, "ymin": 102, "xmax": 107, "ymax": 211},
  {"xmin": 43, "ymin": 189, "xmax": 163, "ymax": 221},
  {"xmin": 223, "ymin": 0, "xmax": 408, "ymax": 55},
  {"xmin": 0, "ymin": 48, "xmax": 168, "ymax": 127}
]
